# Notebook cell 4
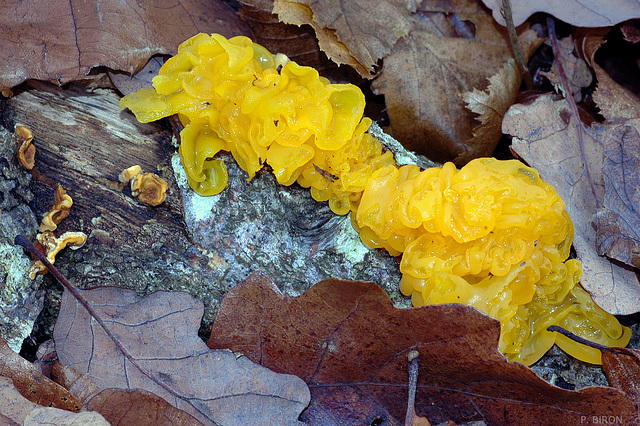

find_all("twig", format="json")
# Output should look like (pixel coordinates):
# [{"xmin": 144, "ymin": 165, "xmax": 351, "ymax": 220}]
[
  {"xmin": 546, "ymin": 18, "xmax": 601, "ymax": 208},
  {"xmin": 501, "ymin": 0, "xmax": 533, "ymax": 89},
  {"xmin": 547, "ymin": 325, "xmax": 609, "ymax": 351},
  {"xmin": 14, "ymin": 235, "xmax": 209, "ymax": 419},
  {"xmin": 405, "ymin": 350, "xmax": 429, "ymax": 426},
  {"xmin": 313, "ymin": 164, "xmax": 338, "ymax": 182},
  {"xmin": 547, "ymin": 325, "xmax": 629, "ymax": 355}
]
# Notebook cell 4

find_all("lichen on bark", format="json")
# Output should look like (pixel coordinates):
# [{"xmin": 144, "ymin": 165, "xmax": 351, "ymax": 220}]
[{"xmin": 0, "ymin": 127, "xmax": 43, "ymax": 352}]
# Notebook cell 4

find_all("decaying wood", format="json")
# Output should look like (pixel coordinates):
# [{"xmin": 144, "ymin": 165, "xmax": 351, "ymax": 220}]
[
  {"xmin": 2, "ymin": 80, "xmax": 180, "ymax": 239},
  {"xmin": 1, "ymin": 80, "xmax": 224, "ymax": 333},
  {"xmin": 0, "ymin": 80, "xmax": 405, "ymax": 340}
]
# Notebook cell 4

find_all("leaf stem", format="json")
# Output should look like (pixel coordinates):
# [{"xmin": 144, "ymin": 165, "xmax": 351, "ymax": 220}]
[
  {"xmin": 405, "ymin": 350, "xmax": 427, "ymax": 426},
  {"xmin": 546, "ymin": 18, "xmax": 601, "ymax": 208},
  {"xmin": 500, "ymin": 0, "xmax": 533, "ymax": 89},
  {"xmin": 14, "ymin": 235, "xmax": 208, "ymax": 419},
  {"xmin": 547, "ymin": 325, "xmax": 630, "ymax": 356},
  {"xmin": 547, "ymin": 325, "xmax": 609, "ymax": 351}
]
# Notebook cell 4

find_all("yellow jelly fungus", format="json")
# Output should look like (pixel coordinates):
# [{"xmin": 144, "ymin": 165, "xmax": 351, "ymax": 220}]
[{"xmin": 120, "ymin": 33, "xmax": 630, "ymax": 366}]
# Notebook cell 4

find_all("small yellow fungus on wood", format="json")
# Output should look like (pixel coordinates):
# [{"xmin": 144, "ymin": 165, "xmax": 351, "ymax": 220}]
[
  {"xmin": 119, "ymin": 165, "xmax": 167, "ymax": 206},
  {"xmin": 131, "ymin": 172, "xmax": 167, "ymax": 207},
  {"xmin": 15, "ymin": 123, "xmax": 35, "ymax": 170},
  {"xmin": 29, "ymin": 231, "xmax": 87, "ymax": 279},
  {"xmin": 38, "ymin": 184, "xmax": 73, "ymax": 232},
  {"xmin": 118, "ymin": 164, "xmax": 142, "ymax": 183}
]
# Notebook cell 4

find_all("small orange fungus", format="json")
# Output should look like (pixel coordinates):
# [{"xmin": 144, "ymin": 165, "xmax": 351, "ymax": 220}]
[
  {"xmin": 15, "ymin": 123, "xmax": 35, "ymax": 170},
  {"xmin": 131, "ymin": 172, "xmax": 167, "ymax": 206},
  {"xmin": 39, "ymin": 185, "xmax": 73, "ymax": 232},
  {"xmin": 29, "ymin": 231, "xmax": 87, "ymax": 279},
  {"xmin": 119, "ymin": 165, "xmax": 142, "ymax": 183},
  {"xmin": 119, "ymin": 33, "xmax": 630, "ymax": 365},
  {"xmin": 119, "ymin": 165, "xmax": 167, "ymax": 206}
]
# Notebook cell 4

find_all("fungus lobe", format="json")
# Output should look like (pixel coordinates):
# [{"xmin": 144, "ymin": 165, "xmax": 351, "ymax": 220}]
[{"xmin": 120, "ymin": 33, "xmax": 630, "ymax": 365}]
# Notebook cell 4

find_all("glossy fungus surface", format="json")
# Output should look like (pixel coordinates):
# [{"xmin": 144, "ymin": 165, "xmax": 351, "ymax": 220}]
[{"xmin": 120, "ymin": 33, "xmax": 630, "ymax": 365}]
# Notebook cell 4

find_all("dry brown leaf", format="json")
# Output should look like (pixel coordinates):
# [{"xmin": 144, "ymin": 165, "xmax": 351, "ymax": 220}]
[
  {"xmin": 462, "ymin": 59, "xmax": 520, "ymax": 162},
  {"xmin": 48, "ymin": 362, "xmax": 202, "ymax": 424},
  {"xmin": 53, "ymin": 286, "xmax": 309, "ymax": 425},
  {"xmin": 0, "ymin": 413, "xmax": 15, "ymax": 425},
  {"xmin": 0, "ymin": 338, "xmax": 80, "ymax": 412},
  {"xmin": 34, "ymin": 339, "xmax": 56, "ymax": 380},
  {"xmin": 602, "ymin": 349, "xmax": 640, "ymax": 410},
  {"xmin": 23, "ymin": 406, "xmax": 110, "ymax": 426},
  {"xmin": 237, "ymin": 1, "xmax": 343, "ymax": 76},
  {"xmin": 571, "ymin": 30, "xmax": 640, "ymax": 270},
  {"xmin": 274, "ymin": 0, "xmax": 419, "ymax": 76},
  {"xmin": 86, "ymin": 388, "xmax": 204, "ymax": 426},
  {"xmin": 480, "ymin": 0, "xmax": 640, "ymax": 27},
  {"xmin": 580, "ymin": 30, "xmax": 640, "ymax": 123},
  {"xmin": 0, "ymin": 376, "xmax": 108, "ymax": 425},
  {"xmin": 49, "ymin": 361, "xmax": 103, "ymax": 408},
  {"xmin": 0, "ymin": 376, "xmax": 39, "ymax": 424},
  {"xmin": 240, "ymin": 2, "xmax": 320, "ymax": 65},
  {"xmin": 539, "ymin": 36, "xmax": 592, "ymax": 102},
  {"xmin": 593, "ymin": 125, "xmax": 640, "ymax": 268},
  {"xmin": 272, "ymin": 0, "xmax": 370, "ymax": 76},
  {"xmin": 0, "ymin": 0, "xmax": 252, "ymax": 91},
  {"xmin": 621, "ymin": 21, "xmax": 640, "ymax": 44},
  {"xmin": 372, "ymin": 0, "xmax": 542, "ymax": 164},
  {"xmin": 459, "ymin": 28, "xmax": 544, "ymax": 164},
  {"xmin": 109, "ymin": 57, "xmax": 166, "ymax": 97},
  {"xmin": 504, "ymin": 95, "xmax": 640, "ymax": 315},
  {"xmin": 209, "ymin": 272, "xmax": 636, "ymax": 424}
]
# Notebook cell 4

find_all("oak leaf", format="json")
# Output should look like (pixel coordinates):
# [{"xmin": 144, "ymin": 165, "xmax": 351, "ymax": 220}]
[
  {"xmin": 53, "ymin": 286, "xmax": 310, "ymax": 425},
  {"xmin": 0, "ymin": 0, "xmax": 252, "ymax": 91},
  {"xmin": 237, "ymin": 0, "xmax": 346, "ymax": 76},
  {"xmin": 539, "ymin": 36, "xmax": 592, "ymax": 103},
  {"xmin": 602, "ymin": 348, "xmax": 640, "ymax": 415},
  {"xmin": 480, "ymin": 0, "xmax": 640, "ymax": 27},
  {"xmin": 504, "ymin": 95, "xmax": 640, "ymax": 315},
  {"xmin": 461, "ymin": 59, "xmax": 521, "ymax": 162},
  {"xmin": 0, "ymin": 337, "xmax": 80, "ymax": 412},
  {"xmin": 86, "ymin": 388, "xmax": 204, "ymax": 426},
  {"xmin": 577, "ymin": 30, "xmax": 640, "ymax": 270},
  {"xmin": 273, "ymin": 0, "xmax": 419, "ymax": 76},
  {"xmin": 0, "ymin": 376, "xmax": 108, "ymax": 425},
  {"xmin": 209, "ymin": 272, "xmax": 636, "ymax": 424},
  {"xmin": 23, "ymin": 406, "xmax": 110, "ymax": 426},
  {"xmin": 372, "ymin": 0, "xmax": 542, "ymax": 164},
  {"xmin": 593, "ymin": 125, "xmax": 640, "ymax": 269},
  {"xmin": 47, "ymin": 361, "xmax": 204, "ymax": 425},
  {"xmin": 578, "ymin": 29, "xmax": 640, "ymax": 125}
]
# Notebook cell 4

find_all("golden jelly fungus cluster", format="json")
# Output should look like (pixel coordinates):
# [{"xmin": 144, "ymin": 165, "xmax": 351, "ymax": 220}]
[
  {"xmin": 120, "ymin": 33, "xmax": 394, "ymax": 203},
  {"xmin": 120, "ymin": 33, "xmax": 630, "ymax": 365},
  {"xmin": 356, "ymin": 160, "xmax": 630, "ymax": 364}
]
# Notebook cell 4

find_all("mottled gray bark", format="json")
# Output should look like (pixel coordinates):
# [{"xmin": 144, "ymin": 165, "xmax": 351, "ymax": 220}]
[{"xmin": 0, "ymin": 126, "xmax": 43, "ymax": 351}]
